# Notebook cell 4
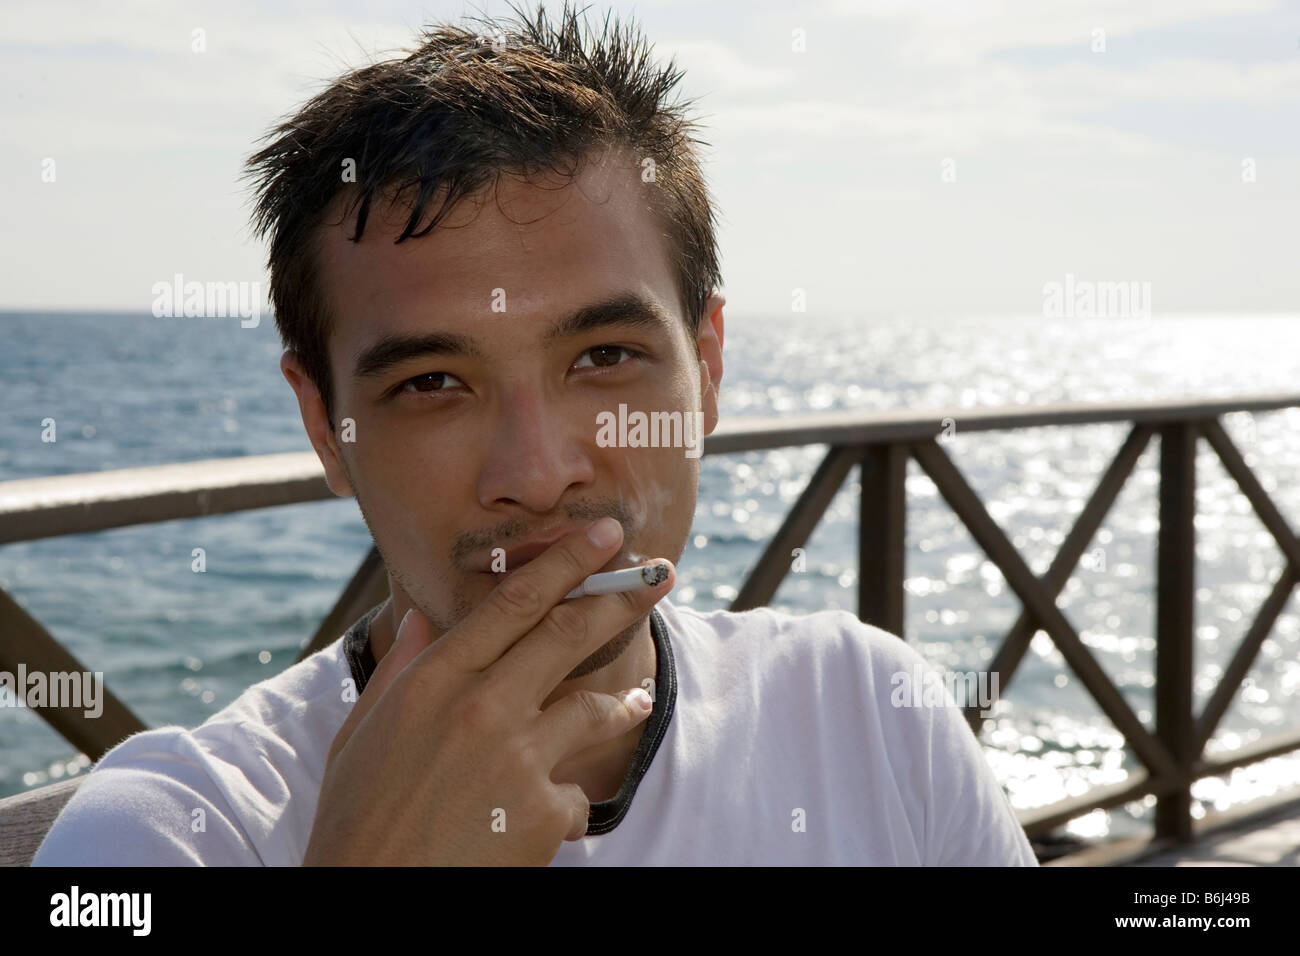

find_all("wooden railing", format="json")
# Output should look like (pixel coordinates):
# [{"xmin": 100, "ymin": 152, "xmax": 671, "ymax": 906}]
[{"xmin": 3, "ymin": 392, "xmax": 1299, "ymax": 848}]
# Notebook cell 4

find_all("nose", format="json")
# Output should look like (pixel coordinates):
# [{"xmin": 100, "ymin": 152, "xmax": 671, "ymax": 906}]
[{"xmin": 475, "ymin": 386, "xmax": 596, "ymax": 513}]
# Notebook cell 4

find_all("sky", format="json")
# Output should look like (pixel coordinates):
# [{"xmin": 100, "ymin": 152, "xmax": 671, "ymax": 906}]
[{"xmin": 2, "ymin": 0, "xmax": 1298, "ymax": 317}]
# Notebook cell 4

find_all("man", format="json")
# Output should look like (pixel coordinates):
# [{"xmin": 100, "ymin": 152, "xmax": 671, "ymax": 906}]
[{"xmin": 35, "ymin": 2, "xmax": 1036, "ymax": 866}]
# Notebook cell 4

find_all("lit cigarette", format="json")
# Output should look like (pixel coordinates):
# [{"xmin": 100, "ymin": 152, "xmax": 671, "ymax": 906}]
[{"xmin": 564, "ymin": 563, "xmax": 670, "ymax": 599}]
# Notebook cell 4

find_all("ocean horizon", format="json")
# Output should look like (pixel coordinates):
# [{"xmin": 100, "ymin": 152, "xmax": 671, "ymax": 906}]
[{"xmin": 3, "ymin": 308, "xmax": 1300, "ymax": 845}]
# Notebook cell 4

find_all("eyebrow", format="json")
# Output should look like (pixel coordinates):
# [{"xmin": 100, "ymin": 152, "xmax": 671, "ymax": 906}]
[
  {"xmin": 351, "ymin": 292, "xmax": 675, "ymax": 380},
  {"xmin": 352, "ymin": 331, "xmax": 482, "ymax": 379},
  {"xmin": 541, "ymin": 292, "xmax": 676, "ymax": 345}
]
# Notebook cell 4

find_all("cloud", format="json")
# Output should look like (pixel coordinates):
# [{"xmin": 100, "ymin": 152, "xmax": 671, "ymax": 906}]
[
  {"xmin": 665, "ymin": 39, "xmax": 796, "ymax": 94},
  {"xmin": 819, "ymin": 0, "xmax": 1282, "ymax": 61}
]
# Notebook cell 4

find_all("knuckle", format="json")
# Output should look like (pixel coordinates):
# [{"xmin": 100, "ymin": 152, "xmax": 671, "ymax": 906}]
[
  {"xmin": 554, "ymin": 541, "xmax": 591, "ymax": 582},
  {"xmin": 614, "ymin": 586, "xmax": 652, "ymax": 612},
  {"xmin": 542, "ymin": 601, "xmax": 589, "ymax": 648},
  {"xmin": 552, "ymin": 784, "xmax": 589, "ymax": 834},
  {"xmin": 502, "ymin": 732, "xmax": 545, "ymax": 778},
  {"xmin": 453, "ymin": 687, "xmax": 504, "ymax": 731},
  {"xmin": 572, "ymin": 688, "xmax": 609, "ymax": 727},
  {"xmin": 495, "ymin": 572, "xmax": 544, "ymax": 618}
]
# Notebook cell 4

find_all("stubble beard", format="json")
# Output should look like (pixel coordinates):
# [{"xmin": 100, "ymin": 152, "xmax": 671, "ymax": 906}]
[
  {"xmin": 355, "ymin": 499, "xmax": 646, "ymax": 681},
  {"xmin": 384, "ymin": 556, "xmax": 645, "ymax": 679}
]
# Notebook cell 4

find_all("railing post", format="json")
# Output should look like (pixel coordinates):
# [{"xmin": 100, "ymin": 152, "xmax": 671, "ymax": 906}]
[
  {"xmin": 0, "ymin": 587, "xmax": 147, "ymax": 760},
  {"xmin": 731, "ymin": 445, "xmax": 858, "ymax": 613},
  {"xmin": 296, "ymin": 545, "xmax": 390, "ymax": 662},
  {"xmin": 858, "ymin": 443, "xmax": 906, "ymax": 637},
  {"xmin": 1155, "ymin": 422, "xmax": 1197, "ymax": 841}
]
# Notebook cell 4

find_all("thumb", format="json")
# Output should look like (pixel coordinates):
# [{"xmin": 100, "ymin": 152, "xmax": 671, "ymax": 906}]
[
  {"xmin": 329, "ymin": 606, "xmax": 434, "ymax": 761},
  {"xmin": 380, "ymin": 607, "xmax": 436, "ymax": 676}
]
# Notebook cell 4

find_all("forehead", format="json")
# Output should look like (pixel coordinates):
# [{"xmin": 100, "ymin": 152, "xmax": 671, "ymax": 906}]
[{"xmin": 313, "ymin": 149, "xmax": 681, "ymax": 351}]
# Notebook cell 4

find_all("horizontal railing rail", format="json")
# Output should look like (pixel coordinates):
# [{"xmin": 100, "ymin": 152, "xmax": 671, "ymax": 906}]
[{"xmin": 3, "ymin": 392, "xmax": 1299, "ymax": 850}]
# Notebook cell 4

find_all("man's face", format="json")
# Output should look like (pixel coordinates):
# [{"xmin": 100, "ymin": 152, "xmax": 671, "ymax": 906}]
[{"xmin": 288, "ymin": 148, "xmax": 723, "ymax": 676}]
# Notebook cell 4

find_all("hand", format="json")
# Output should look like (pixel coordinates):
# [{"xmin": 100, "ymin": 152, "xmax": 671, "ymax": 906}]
[{"xmin": 302, "ymin": 517, "xmax": 672, "ymax": 866}]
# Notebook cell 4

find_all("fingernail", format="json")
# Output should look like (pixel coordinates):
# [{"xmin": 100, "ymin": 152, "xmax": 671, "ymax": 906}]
[
  {"xmin": 618, "ymin": 688, "xmax": 652, "ymax": 712},
  {"xmin": 587, "ymin": 517, "xmax": 621, "ymax": 548}
]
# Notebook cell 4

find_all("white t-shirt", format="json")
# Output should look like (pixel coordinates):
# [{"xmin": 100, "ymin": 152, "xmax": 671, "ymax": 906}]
[{"xmin": 33, "ymin": 597, "xmax": 1037, "ymax": 866}]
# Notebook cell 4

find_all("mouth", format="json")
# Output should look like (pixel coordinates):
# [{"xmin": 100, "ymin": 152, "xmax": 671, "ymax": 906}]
[
  {"xmin": 486, "ymin": 541, "xmax": 631, "ymax": 587},
  {"xmin": 479, "ymin": 530, "xmax": 628, "ymax": 584}
]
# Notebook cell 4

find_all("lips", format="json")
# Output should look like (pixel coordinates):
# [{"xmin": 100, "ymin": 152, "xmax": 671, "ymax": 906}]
[
  {"xmin": 480, "ymin": 530, "xmax": 574, "ymax": 577},
  {"xmin": 480, "ymin": 529, "xmax": 627, "ymax": 581},
  {"xmin": 499, "ymin": 536, "xmax": 566, "ymax": 572}
]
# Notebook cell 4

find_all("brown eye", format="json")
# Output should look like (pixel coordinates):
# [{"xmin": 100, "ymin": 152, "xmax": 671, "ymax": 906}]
[
  {"xmin": 401, "ymin": 372, "xmax": 463, "ymax": 393},
  {"xmin": 575, "ymin": 345, "xmax": 636, "ymax": 369}
]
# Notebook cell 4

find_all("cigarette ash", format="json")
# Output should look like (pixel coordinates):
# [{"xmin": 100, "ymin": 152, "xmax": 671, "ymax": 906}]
[{"xmin": 641, "ymin": 563, "xmax": 669, "ymax": 586}]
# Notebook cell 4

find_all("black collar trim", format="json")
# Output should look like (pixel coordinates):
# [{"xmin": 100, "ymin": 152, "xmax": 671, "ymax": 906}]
[{"xmin": 341, "ymin": 604, "xmax": 677, "ymax": 837}]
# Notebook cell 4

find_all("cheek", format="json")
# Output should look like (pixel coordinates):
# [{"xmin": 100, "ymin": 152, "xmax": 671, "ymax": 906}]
[
  {"xmin": 353, "ymin": 408, "xmax": 467, "ymax": 480},
  {"xmin": 351, "ymin": 441, "xmax": 458, "ymax": 538},
  {"xmin": 615, "ymin": 449, "xmax": 695, "ymax": 540}
]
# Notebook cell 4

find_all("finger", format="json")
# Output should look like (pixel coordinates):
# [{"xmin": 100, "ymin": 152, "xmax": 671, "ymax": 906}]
[
  {"xmin": 556, "ymin": 782, "xmax": 593, "ymax": 843},
  {"xmin": 496, "ymin": 559, "xmax": 674, "ymax": 707},
  {"xmin": 328, "ymin": 606, "xmax": 435, "ymax": 763},
  {"xmin": 436, "ymin": 517, "xmax": 626, "ymax": 675},
  {"xmin": 533, "ymin": 686, "xmax": 655, "ymax": 773}
]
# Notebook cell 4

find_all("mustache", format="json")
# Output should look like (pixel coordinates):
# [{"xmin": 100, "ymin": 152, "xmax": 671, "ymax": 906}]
[{"xmin": 449, "ymin": 497, "xmax": 638, "ymax": 571}]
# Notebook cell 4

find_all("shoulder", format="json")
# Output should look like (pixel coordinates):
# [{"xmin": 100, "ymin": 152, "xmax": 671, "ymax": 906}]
[
  {"xmin": 658, "ymin": 597, "xmax": 926, "ymax": 681},
  {"xmin": 127, "ymin": 636, "xmax": 354, "ymax": 776},
  {"xmin": 656, "ymin": 598, "xmax": 945, "ymax": 730},
  {"xmin": 33, "ymin": 638, "xmax": 354, "ymax": 866},
  {"xmin": 655, "ymin": 599, "xmax": 1035, "ymax": 864},
  {"xmin": 199, "ymin": 636, "xmax": 357, "ymax": 750}
]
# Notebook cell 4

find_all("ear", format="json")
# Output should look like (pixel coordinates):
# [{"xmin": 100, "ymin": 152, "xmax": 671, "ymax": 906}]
[
  {"xmin": 280, "ymin": 350, "xmax": 355, "ymax": 497},
  {"xmin": 696, "ymin": 292, "xmax": 725, "ymax": 435}
]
